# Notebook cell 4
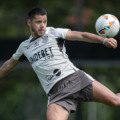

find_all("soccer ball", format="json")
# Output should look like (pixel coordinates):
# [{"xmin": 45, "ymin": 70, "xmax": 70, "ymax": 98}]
[{"xmin": 95, "ymin": 14, "xmax": 120, "ymax": 38}]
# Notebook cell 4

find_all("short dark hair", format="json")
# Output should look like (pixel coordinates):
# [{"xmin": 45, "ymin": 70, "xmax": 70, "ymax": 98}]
[{"xmin": 28, "ymin": 7, "xmax": 47, "ymax": 19}]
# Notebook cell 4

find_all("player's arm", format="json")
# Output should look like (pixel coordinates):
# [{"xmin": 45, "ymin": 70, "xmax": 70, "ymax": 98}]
[
  {"xmin": 0, "ymin": 57, "xmax": 20, "ymax": 78},
  {"xmin": 66, "ymin": 31, "xmax": 117, "ymax": 49}
]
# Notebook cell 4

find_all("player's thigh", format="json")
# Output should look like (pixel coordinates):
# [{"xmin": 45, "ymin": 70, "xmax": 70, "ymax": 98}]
[
  {"xmin": 92, "ymin": 80, "xmax": 118, "ymax": 106},
  {"xmin": 47, "ymin": 103, "xmax": 69, "ymax": 120}
]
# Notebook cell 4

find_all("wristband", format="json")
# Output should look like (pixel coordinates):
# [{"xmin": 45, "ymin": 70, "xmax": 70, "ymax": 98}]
[{"xmin": 102, "ymin": 38, "xmax": 107, "ymax": 45}]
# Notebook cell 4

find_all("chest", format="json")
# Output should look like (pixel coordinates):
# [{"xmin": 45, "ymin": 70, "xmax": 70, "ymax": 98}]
[{"xmin": 23, "ymin": 35, "xmax": 65, "ymax": 63}]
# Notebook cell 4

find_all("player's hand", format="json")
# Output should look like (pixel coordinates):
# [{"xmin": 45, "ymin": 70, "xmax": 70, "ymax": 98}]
[{"xmin": 103, "ymin": 38, "xmax": 117, "ymax": 49}]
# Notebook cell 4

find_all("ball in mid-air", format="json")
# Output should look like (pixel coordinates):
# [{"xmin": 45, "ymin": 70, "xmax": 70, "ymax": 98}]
[{"xmin": 95, "ymin": 14, "xmax": 120, "ymax": 38}]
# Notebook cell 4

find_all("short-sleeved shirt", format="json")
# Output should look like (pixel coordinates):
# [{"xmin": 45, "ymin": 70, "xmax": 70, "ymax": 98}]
[{"xmin": 13, "ymin": 27, "xmax": 79, "ymax": 94}]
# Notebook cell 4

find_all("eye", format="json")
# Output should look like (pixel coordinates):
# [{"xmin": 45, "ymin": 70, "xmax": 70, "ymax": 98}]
[
  {"xmin": 44, "ymin": 20, "xmax": 47, "ymax": 24},
  {"xmin": 36, "ymin": 21, "xmax": 42, "ymax": 23}
]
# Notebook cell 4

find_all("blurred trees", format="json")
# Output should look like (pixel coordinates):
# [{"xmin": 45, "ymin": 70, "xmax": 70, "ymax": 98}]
[
  {"xmin": 0, "ymin": 0, "xmax": 120, "ymax": 120},
  {"xmin": 0, "ymin": 66, "xmax": 120, "ymax": 120},
  {"xmin": 0, "ymin": 0, "xmax": 74, "ymax": 38},
  {"xmin": 0, "ymin": 67, "xmax": 47, "ymax": 120},
  {"xmin": 0, "ymin": 0, "xmax": 120, "ymax": 38}
]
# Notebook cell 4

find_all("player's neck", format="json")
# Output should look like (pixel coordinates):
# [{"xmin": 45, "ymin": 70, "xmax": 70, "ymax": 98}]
[
  {"xmin": 31, "ymin": 32, "xmax": 44, "ymax": 39},
  {"xmin": 31, "ymin": 33, "xmax": 37, "ymax": 39}
]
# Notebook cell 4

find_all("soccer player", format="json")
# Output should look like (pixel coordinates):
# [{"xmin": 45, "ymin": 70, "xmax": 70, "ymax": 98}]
[{"xmin": 0, "ymin": 7, "xmax": 120, "ymax": 120}]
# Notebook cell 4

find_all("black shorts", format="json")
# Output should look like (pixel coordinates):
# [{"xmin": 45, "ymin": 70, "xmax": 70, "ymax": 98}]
[{"xmin": 48, "ymin": 70, "xmax": 94, "ymax": 113}]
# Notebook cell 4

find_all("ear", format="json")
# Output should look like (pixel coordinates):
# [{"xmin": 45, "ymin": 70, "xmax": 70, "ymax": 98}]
[{"xmin": 27, "ymin": 19, "xmax": 31, "ymax": 27}]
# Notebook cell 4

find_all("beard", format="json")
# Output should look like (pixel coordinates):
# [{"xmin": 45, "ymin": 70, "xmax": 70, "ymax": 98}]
[
  {"xmin": 31, "ymin": 26, "xmax": 45, "ymax": 38},
  {"xmin": 31, "ymin": 27, "xmax": 41, "ymax": 37}
]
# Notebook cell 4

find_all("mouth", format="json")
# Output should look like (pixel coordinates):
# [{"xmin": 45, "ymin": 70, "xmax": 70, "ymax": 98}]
[{"xmin": 39, "ymin": 29, "xmax": 45, "ymax": 32}]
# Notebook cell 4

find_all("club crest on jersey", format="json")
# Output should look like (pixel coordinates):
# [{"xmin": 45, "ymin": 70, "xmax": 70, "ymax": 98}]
[
  {"xmin": 34, "ymin": 42, "xmax": 39, "ymax": 47},
  {"xmin": 42, "ymin": 35, "xmax": 49, "ymax": 43},
  {"xmin": 46, "ymin": 69, "xmax": 61, "ymax": 83}
]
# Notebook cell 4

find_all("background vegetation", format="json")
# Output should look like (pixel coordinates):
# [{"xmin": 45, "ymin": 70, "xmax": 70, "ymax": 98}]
[
  {"xmin": 0, "ymin": 66, "xmax": 120, "ymax": 120},
  {"xmin": 0, "ymin": 0, "xmax": 120, "ymax": 120},
  {"xmin": 0, "ymin": 0, "xmax": 120, "ymax": 38}
]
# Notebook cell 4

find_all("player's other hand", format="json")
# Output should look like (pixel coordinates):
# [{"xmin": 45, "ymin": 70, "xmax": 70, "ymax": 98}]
[{"xmin": 104, "ymin": 38, "xmax": 117, "ymax": 49}]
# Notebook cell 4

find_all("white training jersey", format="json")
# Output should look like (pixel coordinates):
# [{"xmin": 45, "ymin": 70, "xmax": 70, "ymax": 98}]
[{"xmin": 13, "ymin": 27, "xmax": 79, "ymax": 94}]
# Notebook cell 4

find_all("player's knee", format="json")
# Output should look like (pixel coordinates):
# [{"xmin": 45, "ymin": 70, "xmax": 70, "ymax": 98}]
[{"xmin": 47, "ymin": 112, "xmax": 54, "ymax": 120}]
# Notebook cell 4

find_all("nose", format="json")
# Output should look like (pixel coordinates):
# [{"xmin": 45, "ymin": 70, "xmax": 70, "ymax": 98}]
[{"xmin": 41, "ymin": 22, "xmax": 45, "ymax": 28}]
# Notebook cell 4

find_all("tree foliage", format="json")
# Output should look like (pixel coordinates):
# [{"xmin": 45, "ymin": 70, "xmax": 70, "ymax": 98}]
[
  {"xmin": 0, "ymin": 0, "xmax": 73, "ymax": 38},
  {"xmin": 0, "ymin": 0, "xmax": 120, "ymax": 38},
  {"xmin": 0, "ymin": 67, "xmax": 120, "ymax": 120},
  {"xmin": 0, "ymin": 0, "xmax": 120, "ymax": 120}
]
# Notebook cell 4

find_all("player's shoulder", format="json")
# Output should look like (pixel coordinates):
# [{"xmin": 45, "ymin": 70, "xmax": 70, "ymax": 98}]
[
  {"xmin": 46, "ymin": 27, "xmax": 69, "ymax": 36},
  {"xmin": 46, "ymin": 27, "xmax": 67, "ymax": 32},
  {"xmin": 19, "ymin": 36, "xmax": 32, "ymax": 47},
  {"xmin": 46, "ymin": 27, "xmax": 57, "ymax": 33}
]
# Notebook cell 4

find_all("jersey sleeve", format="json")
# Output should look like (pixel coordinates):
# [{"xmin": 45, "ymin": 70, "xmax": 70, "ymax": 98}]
[
  {"xmin": 12, "ymin": 43, "xmax": 24, "ymax": 61},
  {"xmin": 54, "ymin": 28, "xmax": 70, "ymax": 39}
]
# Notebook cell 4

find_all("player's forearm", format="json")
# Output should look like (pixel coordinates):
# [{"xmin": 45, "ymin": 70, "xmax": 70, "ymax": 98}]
[
  {"xmin": 72, "ymin": 31, "xmax": 105, "ymax": 43},
  {"xmin": 80, "ymin": 32, "xmax": 105, "ymax": 43},
  {"xmin": 0, "ymin": 58, "xmax": 19, "ymax": 79},
  {"xmin": 79, "ymin": 32, "xmax": 117, "ymax": 48},
  {"xmin": 66, "ymin": 31, "xmax": 117, "ymax": 48},
  {"xmin": 66, "ymin": 31, "xmax": 105, "ymax": 44},
  {"xmin": 0, "ymin": 60, "xmax": 13, "ymax": 78}
]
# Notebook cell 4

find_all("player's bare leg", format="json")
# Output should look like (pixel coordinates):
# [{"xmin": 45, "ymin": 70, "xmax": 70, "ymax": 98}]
[
  {"xmin": 47, "ymin": 103, "xmax": 69, "ymax": 120},
  {"xmin": 92, "ymin": 80, "xmax": 120, "ymax": 106}
]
